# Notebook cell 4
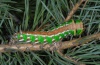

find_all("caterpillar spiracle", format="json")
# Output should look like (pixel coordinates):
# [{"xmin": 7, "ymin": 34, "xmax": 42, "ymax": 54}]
[{"xmin": 13, "ymin": 19, "xmax": 83, "ymax": 44}]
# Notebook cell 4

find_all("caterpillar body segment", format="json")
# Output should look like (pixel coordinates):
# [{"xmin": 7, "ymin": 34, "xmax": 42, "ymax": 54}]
[{"xmin": 13, "ymin": 19, "xmax": 83, "ymax": 44}]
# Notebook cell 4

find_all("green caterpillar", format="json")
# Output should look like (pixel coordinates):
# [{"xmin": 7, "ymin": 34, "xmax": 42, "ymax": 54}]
[{"xmin": 13, "ymin": 19, "xmax": 83, "ymax": 44}]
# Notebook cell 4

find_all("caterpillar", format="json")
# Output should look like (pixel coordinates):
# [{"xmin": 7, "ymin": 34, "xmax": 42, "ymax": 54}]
[{"xmin": 13, "ymin": 19, "xmax": 83, "ymax": 44}]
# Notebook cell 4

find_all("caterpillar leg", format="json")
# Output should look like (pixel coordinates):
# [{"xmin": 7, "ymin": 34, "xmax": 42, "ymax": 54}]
[
  {"xmin": 40, "ymin": 42, "xmax": 47, "ymax": 50},
  {"xmin": 52, "ymin": 40, "xmax": 62, "ymax": 50},
  {"xmin": 9, "ymin": 38, "xmax": 16, "ymax": 45},
  {"xmin": 50, "ymin": 41, "xmax": 62, "ymax": 54}
]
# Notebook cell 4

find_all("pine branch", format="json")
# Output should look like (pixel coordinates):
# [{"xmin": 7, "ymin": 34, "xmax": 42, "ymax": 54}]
[
  {"xmin": 65, "ymin": 0, "xmax": 85, "ymax": 21},
  {"xmin": 0, "ymin": 33, "xmax": 99, "ymax": 53},
  {"xmin": 57, "ymin": 50, "xmax": 85, "ymax": 65}
]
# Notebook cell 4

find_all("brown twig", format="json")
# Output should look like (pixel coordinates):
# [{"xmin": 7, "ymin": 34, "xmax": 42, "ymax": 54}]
[
  {"xmin": 0, "ymin": 33, "xmax": 100, "ymax": 52},
  {"xmin": 3, "ymin": 32, "xmax": 99, "ymax": 65},
  {"xmin": 65, "ymin": 0, "xmax": 85, "ymax": 21}
]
